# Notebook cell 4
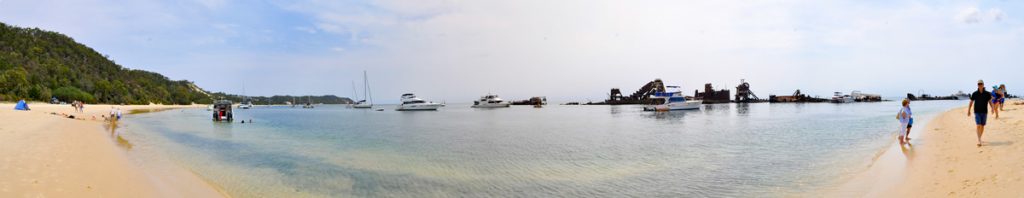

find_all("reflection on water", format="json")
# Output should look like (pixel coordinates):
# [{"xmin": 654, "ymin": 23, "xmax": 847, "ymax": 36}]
[
  {"xmin": 899, "ymin": 143, "xmax": 915, "ymax": 162},
  {"xmin": 736, "ymin": 103, "xmax": 751, "ymax": 115},
  {"xmin": 105, "ymin": 121, "xmax": 133, "ymax": 150},
  {"xmin": 643, "ymin": 110, "xmax": 691, "ymax": 121},
  {"xmin": 118, "ymin": 101, "xmax": 962, "ymax": 197}
]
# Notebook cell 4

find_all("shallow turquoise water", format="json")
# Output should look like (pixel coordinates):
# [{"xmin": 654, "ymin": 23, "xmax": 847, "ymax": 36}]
[{"xmin": 118, "ymin": 101, "xmax": 962, "ymax": 197}]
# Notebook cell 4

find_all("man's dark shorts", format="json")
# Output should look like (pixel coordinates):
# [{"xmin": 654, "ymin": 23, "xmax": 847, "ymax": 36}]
[{"xmin": 975, "ymin": 113, "xmax": 987, "ymax": 126}]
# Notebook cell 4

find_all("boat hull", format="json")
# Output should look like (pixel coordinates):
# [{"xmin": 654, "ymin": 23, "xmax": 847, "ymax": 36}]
[
  {"xmin": 643, "ymin": 101, "xmax": 702, "ymax": 111},
  {"xmin": 471, "ymin": 103, "xmax": 510, "ymax": 108},
  {"xmin": 396, "ymin": 104, "xmax": 443, "ymax": 111},
  {"xmin": 353, "ymin": 104, "xmax": 373, "ymax": 108}
]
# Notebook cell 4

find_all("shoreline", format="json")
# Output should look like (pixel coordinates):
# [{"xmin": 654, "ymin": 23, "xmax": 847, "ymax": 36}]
[
  {"xmin": 0, "ymin": 102, "xmax": 226, "ymax": 197},
  {"xmin": 829, "ymin": 99, "xmax": 1024, "ymax": 197}
]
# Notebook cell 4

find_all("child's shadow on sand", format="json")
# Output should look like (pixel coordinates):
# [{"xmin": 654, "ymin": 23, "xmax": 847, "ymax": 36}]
[{"xmin": 986, "ymin": 141, "xmax": 1014, "ymax": 147}]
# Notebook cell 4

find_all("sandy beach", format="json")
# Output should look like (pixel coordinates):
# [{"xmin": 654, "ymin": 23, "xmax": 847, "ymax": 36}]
[
  {"xmin": 832, "ymin": 99, "xmax": 1024, "ymax": 197},
  {"xmin": 0, "ymin": 102, "xmax": 226, "ymax": 197}
]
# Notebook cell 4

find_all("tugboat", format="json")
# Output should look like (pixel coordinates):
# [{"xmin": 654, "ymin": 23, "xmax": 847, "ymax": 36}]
[
  {"xmin": 643, "ymin": 87, "xmax": 702, "ymax": 111},
  {"xmin": 212, "ymin": 100, "xmax": 234, "ymax": 122},
  {"xmin": 471, "ymin": 94, "xmax": 510, "ymax": 108},
  {"xmin": 396, "ymin": 93, "xmax": 444, "ymax": 111}
]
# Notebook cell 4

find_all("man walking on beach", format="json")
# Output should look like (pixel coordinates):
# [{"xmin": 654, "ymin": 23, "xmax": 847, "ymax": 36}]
[{"xmin": 968, "ymin": 80, "xmax": 995, "ymax": 146}]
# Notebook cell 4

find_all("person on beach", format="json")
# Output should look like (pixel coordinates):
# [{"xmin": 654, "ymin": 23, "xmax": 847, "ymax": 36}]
[
  {"xmin": 996, "ymin": 84, "xmax": 1007, "ymax": 111},
  {"xmin": 991, "ymin": 85, "xmax": 1003, "ymax": 118},
  {"xmin": 969, "ymin": 80, "xmax": 996, "ymax": 146},
  {"xmin": 897, "ymin": 99, "xmax": 913, "ymax": 144},
  {"xmin": 109, "ymin": 107, "xmax": 118, "ymax": 122}
]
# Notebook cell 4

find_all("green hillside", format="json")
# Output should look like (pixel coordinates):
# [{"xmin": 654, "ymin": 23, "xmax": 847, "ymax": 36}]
[
  {"xmin": 0, "ymin": 22, "xmax": 355, "ymax": 105},
  {"xmin": 0, "ymin": 22, "xmax": 214, "ymax": 104}
]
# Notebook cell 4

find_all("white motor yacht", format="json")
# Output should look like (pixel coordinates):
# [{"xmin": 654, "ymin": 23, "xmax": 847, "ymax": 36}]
[
  {"xmin": 396, "ymin": 93, "xmax": 444, "ymax": 111},
  {"xmin": 831, "ymin": 92, "xmax": 854, "ymax": 103},
  {"xmin": 643, "ymin": 91, "xmax": 701, "ymax": 111},
  {"xmin": 471, "ymin": 94, "xmax": 510, "ymax": 108}
]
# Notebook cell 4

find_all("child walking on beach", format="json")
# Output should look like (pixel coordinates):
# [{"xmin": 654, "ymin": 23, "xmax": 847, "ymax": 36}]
[
  {"xmin": 897, "ymin": 99, "xmax": 913, "ymax": 144},
  {"xmin": 969, "ymin": 80, "xmax": 996, "ymax": 147}
]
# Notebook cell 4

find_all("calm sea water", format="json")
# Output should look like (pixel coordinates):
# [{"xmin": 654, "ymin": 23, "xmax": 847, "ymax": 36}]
[{"xmin": 117, "ymin": 101, "xmax": 962, "ymax": 197}]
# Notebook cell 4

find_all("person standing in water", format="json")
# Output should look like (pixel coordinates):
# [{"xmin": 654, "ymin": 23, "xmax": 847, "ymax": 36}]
[
  {"xmin": 897, "ymin": 99, "xmax": 913, "ymax": 144},
  {"xmin": 969, "ymin": 80, "xmax": 996, "ymax": 147}
]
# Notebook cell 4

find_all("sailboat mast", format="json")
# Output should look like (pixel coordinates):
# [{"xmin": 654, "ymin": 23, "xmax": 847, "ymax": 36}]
[{"xmin": 364, "ymin": 71, "xmax": 372, "ymax": 104}]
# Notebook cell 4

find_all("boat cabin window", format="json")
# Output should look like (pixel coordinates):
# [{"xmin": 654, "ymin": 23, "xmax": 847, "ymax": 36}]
[
  {"xmin": 668, "ymin": 97, "xmax": 686, "ymax": 103},
  {"xmin": 403, "ymin": 100, "xmax": 425, "ymax": 104}
]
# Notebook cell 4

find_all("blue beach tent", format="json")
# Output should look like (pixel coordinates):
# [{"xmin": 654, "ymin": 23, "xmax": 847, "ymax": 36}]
[{"xmin": 14, "ymin": 100, "xmax": 29, "ymax": 110}]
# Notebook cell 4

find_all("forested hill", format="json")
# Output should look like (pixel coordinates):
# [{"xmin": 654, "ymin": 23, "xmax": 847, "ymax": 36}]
[
  {"xmin": 0, "ymin": 22, "xmax": 213, "ymax": 104},
  {"xmin": 0, "ymin": 22, "xmax": 352, "ymax": 105}
]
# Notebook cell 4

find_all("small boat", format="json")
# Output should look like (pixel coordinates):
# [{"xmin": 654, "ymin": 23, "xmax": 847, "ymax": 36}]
[
  {"xmin": 302, "ymin": 96, "xmax": 315, "ymax": 108},
  {"xmin": 954, "ymin": 91, "xmax": 970, "ymax": 100},
  {"xmin": 238, "ymin": 85, "xmax": 253, "ymax": 109},
  {"xmin": 238, "ymin": 100, "xmax": 253, "ymax": 109},
  {"xmin": 353, "ymin": 71, "xmax": 374, "ymax": 109},
  {"xmin": 207, "ymin": 104, "xmax": 214, "ymax": 111},
  {"xmin": 396, "ymin": 93, "xmax": 444, "ymax": 111},
  {"xmin": 643, "ymin": 90, "xmax": 701, "ymax": 111},
  {"xmin": 212, "ymin": 100, "xmax": 234, "ymax": 122},
  {"xmin": 471, "ymin": 94, "xmax": 510, "ymax": 108},
  {"xmin": 831, "ymin": 92, "xmax": 854, "ymax": 103}
]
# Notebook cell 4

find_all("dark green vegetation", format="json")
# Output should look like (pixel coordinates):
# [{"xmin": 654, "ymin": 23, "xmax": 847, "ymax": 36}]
[
  {"xmin": 0, "ymin": 22, "xmax": 350, "ymax": 104},
  {"xmin": 211, "ymin": 93, "xmax": 353, "ymax": 105}
]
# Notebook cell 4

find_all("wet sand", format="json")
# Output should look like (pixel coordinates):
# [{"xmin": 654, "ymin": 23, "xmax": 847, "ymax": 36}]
[
  {"xmin": 831, "ymin": 99, "xmax": 1024, "ymax": 197},
  {"xmin": 0, "ymin": 103, "xmax": 226, "ymax": 197}
]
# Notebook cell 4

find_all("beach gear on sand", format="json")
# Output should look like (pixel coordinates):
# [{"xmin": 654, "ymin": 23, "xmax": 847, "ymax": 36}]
[{"xmin": 14, "ymin": 100, "xmax": 29, "ymax": 110}]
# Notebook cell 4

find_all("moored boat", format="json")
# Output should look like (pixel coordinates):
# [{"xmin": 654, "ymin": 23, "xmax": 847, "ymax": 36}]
[
  {"xmin": 396, "ymin": 93, "xmax": 443, "ymax": 111},
  {"xmin": 471, "ymin": 94, "xmax": 510, "ymax": 108},
  {"xmin": 643, "ymin": 90, "xmax": 701, "ymax": 111},
  {"xmin": 831, "ymin": 92, "xmax": 854, "ymax": 103},
  {"xmin": 353, "ymin": 71, "xmax": 374, "ymax": 109},
  {"xmin": 212, "ymin": 100, "xmax": 234, "ymax": 122}
]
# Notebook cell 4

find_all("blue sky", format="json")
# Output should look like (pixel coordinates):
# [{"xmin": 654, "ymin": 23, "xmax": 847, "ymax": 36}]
[{"xmin": 1, "ymin": 0, "xmax": 1022, "ymax": 103}]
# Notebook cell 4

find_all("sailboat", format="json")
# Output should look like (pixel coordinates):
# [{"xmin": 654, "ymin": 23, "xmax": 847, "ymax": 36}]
[
  {"xmin": 353, "ymin": 71, "xmax": 373, "ymax": 108},
  {"xmin": 302, "ymin": 96, "xmax": 315, "ymax": 108},
  {"xmin": 238, "ymin": 85, "xmax": 253, "ymax": 109}
]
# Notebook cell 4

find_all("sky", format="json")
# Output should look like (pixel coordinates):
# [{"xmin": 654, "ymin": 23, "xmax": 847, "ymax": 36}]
[{"xmin": 1, "ymin": 0, "xmax": 1022, "ymax": 103}]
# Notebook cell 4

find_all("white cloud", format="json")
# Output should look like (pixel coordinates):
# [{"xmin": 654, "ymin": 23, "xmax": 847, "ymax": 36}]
[
  {"xmin": 956, "ymin": 6, "xmax": 1006, "ymax": 24},
  {"xmin": 195, "ymin": 0, "xmax": 229, "ymax": 9},
  {"xmin": 294, "ymin": 26, "xmax": 318, "ymax": 34},
  {"xmin": 3, "ymin": 0, "xmax": 1022, "ymax": 100},
  {"xmin": 988, "ymin": 8, "xmax": 1006, "ymax": 22}
]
